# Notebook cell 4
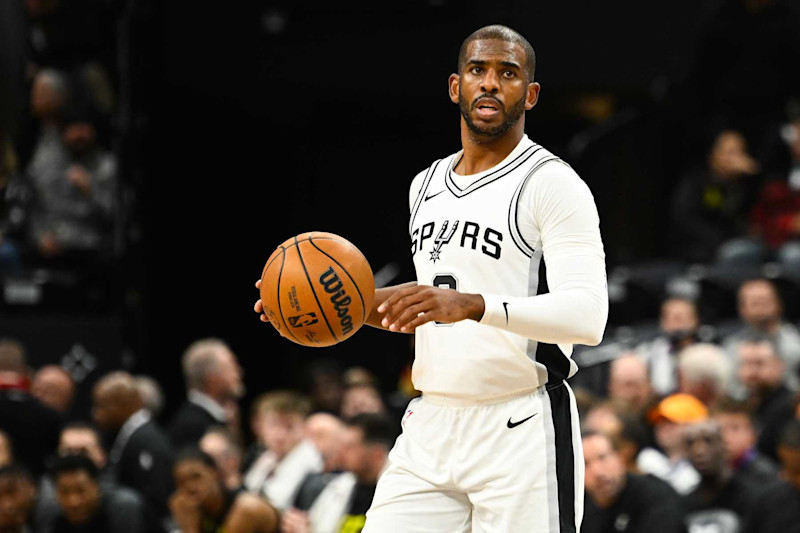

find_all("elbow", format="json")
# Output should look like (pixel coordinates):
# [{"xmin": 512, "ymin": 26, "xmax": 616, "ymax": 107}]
[
  {"xmin": 576, "ymin": 298, "xmax": 608, "ymax": 346},
  {"xmin": 579, "ymin": 327, "xmax": 604, "ymax": 347}
]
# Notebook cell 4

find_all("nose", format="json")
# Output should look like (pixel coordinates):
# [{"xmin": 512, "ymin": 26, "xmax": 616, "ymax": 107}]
[{"xmin": 481, "ymin": 68, "xmax": 500, "ymax": 94}]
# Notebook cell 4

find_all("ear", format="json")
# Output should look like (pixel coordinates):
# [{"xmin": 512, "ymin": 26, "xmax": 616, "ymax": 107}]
[
  {"xmin": 448, "ymin": 74, "xmax": 460, "ymax": 104},
  {"xmin": 525, "ymin": 82, "xmax": 541, "ymax": 111}
]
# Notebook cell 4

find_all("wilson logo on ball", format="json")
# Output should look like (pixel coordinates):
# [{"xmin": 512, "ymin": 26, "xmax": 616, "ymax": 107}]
[
  {"xmin": 319, "ymin": 267, "xmax": 354, "ymax": 334},
  {"xmin": 288, "ymin": 313, "xmax": 319, "ymax": 327}
]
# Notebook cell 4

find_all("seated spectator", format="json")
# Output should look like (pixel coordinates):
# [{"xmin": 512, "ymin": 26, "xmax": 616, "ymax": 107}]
[
  {"xmin": 168, "ymin": 338, "xmax": 245, "ymax": 449},
  {"xmin": 711, "ymin": 398, "xmax": 778, "ymax": 487},
  {"xmin": 303, "ymin": 412, "xmax": 345, "ymax": 474},
  {"xmin": 303, "ymin": 359, "xmax": 345, "ymax": 415},
  {"xmin": 638, "ymin": 393, "xmax": 706, "ymax": 495},
  {"xmin": 199, "ymin": 426, "xmax": 243, "ymax": 491},
  {"xmin": 636, "ymin": 297, "xmax": 702, "ymax": 396},
  {"xmin": 0, "ymin": 430, "xmax": 12, "ymax": 468},
  {"xmin": 242, "ymin": 391, "xmax": 322, "ymax": 510},
  {"xmin": 745, "ymin": 420, "xmax": 800, "ymax": 533},
  {"xmin": 0, "ymin": 464, "xmax": 37, "ymax": 533},
  {"xmin": 134, "ymin": 374, "xmax": 165, "ymax": 421},
  {"xmin": 582, "ymin": 430, "xmax": 686, "ymax": 533},
  {"xmin": 669, "ymin": 129, "xmax": 762, "ymax": 264},
  {"xmin": 682, "ymin": 420, "xmax": 760, "ymax": 533},
  {"xmin": 50, "ymin": 454, "xmax": 146, "ymax": 533},
  {"xmin": 607, "ymin": 352, "xmax": 655, "ymax": 416},
  {"xmin": 0, "ymin": 139, "xmax": 31, "ymax": 270},
  {"xmin": 91, "ymin": 371, "xmax": 174, "ymax": 527},
  {"xmin": 282, "ymin": 413, "xmax": 394, "ymax": 533},
  {"xmin": 31, "ymin": 364, "xmax": 75, "ymax": 416},
  {"xmin": 0, "ymin": 338, "xmax": 62, "ymax": 477},
  {"xmin": 677, "ymin": 343, "xmax": 731, "ymax": 409},
  {"xmin": 735, "ymin": 336, "xmax": 797, "ymax": 462},
  {"xmin": 723, "ymin": 279, "xmax": 800, "ymax": 390},
  {"xmin": 168, "ymin": 448, "xmax": 278, "ymax": 533},
  {"xmin": 339, "ymin": 383, "xmax": 387, "ymax": 420}
]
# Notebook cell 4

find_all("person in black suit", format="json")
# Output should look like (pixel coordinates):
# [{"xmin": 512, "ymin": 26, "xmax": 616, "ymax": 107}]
[
  {"xmin": 167, "ymin": 338, "xmax": 244, "ymax": 449},
  {"xmin": 91, "ymin": 371, "xmax": 174, "ymax": 530},
  {"xmin": 0, "ymin": 338, "xmax": 63, "ymax": 478}
]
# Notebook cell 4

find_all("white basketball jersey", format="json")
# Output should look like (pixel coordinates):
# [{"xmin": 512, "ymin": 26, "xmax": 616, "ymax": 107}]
[{"xmin": 409, "ymin": 135, "xmax": 578, "ymax": 400}]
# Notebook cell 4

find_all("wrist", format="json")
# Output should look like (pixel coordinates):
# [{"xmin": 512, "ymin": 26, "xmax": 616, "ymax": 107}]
[{"xmin": 464, "ymin": 293, "xmax": 485, "ymax": 321}]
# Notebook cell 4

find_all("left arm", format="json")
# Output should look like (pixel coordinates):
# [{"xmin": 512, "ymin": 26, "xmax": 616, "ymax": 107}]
[{"xmin": 380, "ymin": 163, "xmax": 608, "ymax": 346}]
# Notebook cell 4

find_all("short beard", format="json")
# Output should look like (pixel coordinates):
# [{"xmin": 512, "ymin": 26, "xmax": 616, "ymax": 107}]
[{"xmin": 459, "ymin": 89, "xmax": 526, "ymax": 141}]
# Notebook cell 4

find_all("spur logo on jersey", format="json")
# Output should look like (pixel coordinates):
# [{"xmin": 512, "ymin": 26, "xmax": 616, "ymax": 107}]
[
  {"xmin": 411, "ymin": 220, "xmax": 503, "ymax": 261},
  {"xmin": 318, "ymin": 267, "xmax": 354, "ymax": 334}
]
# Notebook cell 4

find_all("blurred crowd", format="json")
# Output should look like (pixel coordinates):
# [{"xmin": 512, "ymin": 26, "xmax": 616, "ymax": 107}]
[{"xmin": 0, "ymin": 337, "xmax": 406, "ymax": 533}]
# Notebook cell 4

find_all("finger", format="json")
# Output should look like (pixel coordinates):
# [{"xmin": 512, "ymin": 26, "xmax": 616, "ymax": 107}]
[
  {"xmin": 255, "ymin": 279, "xmax": 262, "ymax": 289},
  {"xmin": 254, "ymin": 299, "xmax": 263, "ymax": 313},
  {"xmin": 377, "ymin": 286, "xmax": 423, "ymax": 314},
  {"xmin": 388, "ymin": 302, "xmax": 432, "ymax": 332},
  {"xmin": 400, "ymin": 311, "xmax": 438, "ymax": 332},
  {"xmin": 382, "ymin": 291, "xmax": 428, "ymax": 328}
]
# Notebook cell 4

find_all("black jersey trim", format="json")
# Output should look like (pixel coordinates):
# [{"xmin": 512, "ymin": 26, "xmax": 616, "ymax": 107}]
[
  {"xmin": 445, "ymin": 145, "xmax": 543, "ymax": 198},
  {"xmin": 507, "ymin": 156, "xmax": 562, "ymax": 258},
  {"xmin": 409, "ymin": 159, "xmax": 442, "ymax": 233}
]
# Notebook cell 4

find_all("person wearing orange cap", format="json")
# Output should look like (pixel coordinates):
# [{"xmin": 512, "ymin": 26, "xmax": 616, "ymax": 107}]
[{"xmin": 636, "ymin": 393, "xmax": 708, "ymax": 495}]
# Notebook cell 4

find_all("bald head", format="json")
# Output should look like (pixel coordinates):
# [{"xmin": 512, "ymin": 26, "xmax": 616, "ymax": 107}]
[
  {"xmin": 0, "ymin": 339, "xmax": 27, "ymax": 373},
  {"xmin": 608, "ymin": 353, "xmax": 652, "ymax": 412},
  {"xmin": 305, "ymin": 413, "xmax": 345, "ymax": 472},
  {"xmin": 458, "ymin": 25, "xmax": 536, "ymax": 82},
  {"xmin": 738, "ymin": 279, "xmax": 782, "ymax": 331},
  {"xmin": 181, "ymin": 338, "xmax": 243, "ymax": 402},
  {"xmin": 92, "ymin": 372, "xmax": 143, "ymax": 432},
  {"xmin": 32, "ymin": 366, "xmax": 75, "ymax": 413}
]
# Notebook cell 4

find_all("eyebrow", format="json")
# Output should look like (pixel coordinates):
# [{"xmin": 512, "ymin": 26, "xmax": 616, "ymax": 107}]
[{"xmin": 467, "ymin": 59, "xmax": 522, "ymax": 70}]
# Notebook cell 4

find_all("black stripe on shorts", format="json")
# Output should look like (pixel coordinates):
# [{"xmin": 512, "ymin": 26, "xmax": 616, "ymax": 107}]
[{"xmin": 547, "ymin": 383, "xmax": 576, "ymax": 533}]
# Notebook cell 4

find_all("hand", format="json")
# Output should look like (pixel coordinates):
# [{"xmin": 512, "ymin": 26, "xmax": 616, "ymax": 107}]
[
  {"xmin": 254, "ymin": 279, "xmax": 271, "ymax": 324},
  {"xmin": 377, "ymin": 285, "xmax": 485, "ymax": 333},
  {"xmin": 169, "ymin": 491, "xmax": 201, "ymax": 533},
  {"xmin": 280, "ymin": 508, "xmax": 311, "ymax": 533},
  {"xmin": 66, "ymin": 164, "xmax": 92, "ymax": 194}
]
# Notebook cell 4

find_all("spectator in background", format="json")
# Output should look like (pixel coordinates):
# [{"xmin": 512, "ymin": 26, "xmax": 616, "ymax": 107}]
[
  {"xmin": 339, "ymin": 383, "xmax": 387, "ymax": 421},
  {"xmin": 0, "ymin": 139, "xmax": 31, "ymax": 270},
  {"xmin": 0, "ymin": 464, "xmax": 38, "ymax": 533},
  {"xmin": 199, "ymin": 426, "xmax": 243, "ymax": 491},
  {"xmin": 243, "ymin": 391, "xmax": 322, "ymax": 511},
  {"xmin": 0, "ymin": 430, "xmax": 12, "ymax": 468},
  {"xmin": 711, "ymin": 398, "xmax": 778, "ymax": 487},
  {"xmin": 91, "ymin": 371, "xmax": 174, "ymax": 528},
  {"xmin": 682, "ymin": 420, "xmax": 759, "ymax": 533},
  {"xmin": 638, "ymin": 393, "xmax": 706, "ymax": 495},
  {"xmin": 582, "ymin": 430, "xmax": 686, "ymax": 533},
  {"xmin": 735, "ymin": 337, "xmax": 797, "ymax": 463},
  {"xmin": 168, "ymin": 338, "xmax": 244, "ymax": 450},
  {"xmin": 0, "ymin": 338, "xmax": 62, "ymax": 477},
  {"xmin": 134, "ymin": 374, "xmax": 165, "ymax": 421},
  {"xmin": 168, "ymin": 448, "xmax": 278, "ymax": 533},
  {"xmin": 607, "ymin": 352, "xmax": 655, "ymax": 416},
  {"xmin": 50, "ymin": 454, "xmax": 146, "ymax": 533},
  {"xmin": 281, "ymin": 414, "xmax": 394, "ymax": 533},
  {"xmin": 724, "ymin": 279, "xmax": 800, "ymax": 390},
  {"xmin": 677, "ymin": 343, "xmax": 731, "ymax": 409},
  {"xmin": 669, "ymin": 129, "xmax": 762, "ymax": 264},
  {"xmin": 745, "ymin": 420, "xmax": 800, "ymax": 533},
  {"xmin": 31, "ymin": 364, "xmax": 75, "ymax": 416},
  {"xmin": 636, "ymin": 297, "xmax": 701, "ymax": 396},
  {"xmin": 303, "ymin": 359, "xmax": 345, "ymax": 415},
  {"xmin": 304, "ymin": 412, "xmax": 345, "ymax": 474}
]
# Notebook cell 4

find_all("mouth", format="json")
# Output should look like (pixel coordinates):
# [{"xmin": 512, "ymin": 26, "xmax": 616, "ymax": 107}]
[{"xmin": 473, "ymin": 97, "xmax": 502, "ymax": 118}]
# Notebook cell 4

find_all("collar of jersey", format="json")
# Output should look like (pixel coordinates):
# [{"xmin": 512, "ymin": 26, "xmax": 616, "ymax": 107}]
[{"xmin": 445, "ymin": 139, "xmax": 541, "ymax": 198}]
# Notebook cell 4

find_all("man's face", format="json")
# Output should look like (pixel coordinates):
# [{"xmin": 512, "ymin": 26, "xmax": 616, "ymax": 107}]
[
  {"xmin": 737, "ymin": 342, "xmax": 783, "ymax": 391},
  {"xmin": 451, "ymin": 39, "xmax": 537, "ymax": 139},
  {"xmin": 173, "ymin": 460, "xmax": 217, "ymax": 509},
  {"xmin": 91, "ymin": 386, "xmax": 119, "ymax": 432},
  {"xmin": 714, "ymin": 412, "xmax": 755, "ymax": 462},
  {"xmin": 340, "ymin": 427, "xmax": 371, "ymax": 480},
  {"xmin": 684, "ymin": 422, "xmax": 726, "ymax": 478},
  {"xmin": 709, "ymin": 131, "xmax": 750, "ymax": 180},
  {"xmin": 583, "ymin": 435, "xmax": 626, "ymax": 507},
  {"xmin": 59, "ymin": 429, "xmax": 107, "ymax": 470},
  {"xmin": 660, "ymin": 300, "xmax": 699, "ymax": 334},
  {"xmin": 0, "ymin": 476, "xmax": 35, "ymax": 529},
  {"xmin": 260, "ymin": 411, "xmax": 305, "ymax": 459},
  {"xmin": 739, "ymin": 282, "xmax": 781, "ymax": 329},
  {"xmin": 608, "ymin": 357, "xmax": 651, "ymax": 411},
  {"xmin": 55, "ymin": 471, "xmax": 100, "ymax": 525},
  {"xmin": 340, "ymin": 386, "xmax": 385, "ymax": 420},
  {"xmin": 778, "ymin": 446, "xmax": 800, "ymax": 491},
  {"xmin": 32, "ymin": 367, "xmax": 74, "ymax": 413},
  {"xmin": 210, "ymin": 350, "xmax": 244, "ymax": 401}
]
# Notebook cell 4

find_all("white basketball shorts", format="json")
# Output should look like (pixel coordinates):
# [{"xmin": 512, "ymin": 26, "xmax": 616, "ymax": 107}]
[{"xmin": 363, "ymin": 381, "xmax": 584, "ymax": 533}]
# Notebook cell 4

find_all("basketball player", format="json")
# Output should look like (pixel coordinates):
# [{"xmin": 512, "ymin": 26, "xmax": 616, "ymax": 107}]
[{"xmin": 255, "ymin": 24, "xmax": 608, "ymax": 532}]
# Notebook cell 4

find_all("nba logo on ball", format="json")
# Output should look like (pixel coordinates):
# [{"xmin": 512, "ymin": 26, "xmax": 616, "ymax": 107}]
[{"xmin": 260, "ymin": 232, "xmax": 375, "ymax": 347}]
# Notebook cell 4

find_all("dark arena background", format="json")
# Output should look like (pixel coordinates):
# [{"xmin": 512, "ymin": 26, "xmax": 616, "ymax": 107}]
[{"xmin": 3, "ymin": 0, "xmax": 800, "ymax": 530}]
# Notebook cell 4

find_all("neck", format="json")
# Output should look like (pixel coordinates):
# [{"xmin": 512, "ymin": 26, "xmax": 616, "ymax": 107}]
[{"xmin": 456, "ymin": 119, "xmax": 524, "ymax": 175}]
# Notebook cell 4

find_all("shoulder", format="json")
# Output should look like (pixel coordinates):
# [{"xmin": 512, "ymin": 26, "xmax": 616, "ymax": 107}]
[
  {"xmin": 523, "ymin": 156, "xmax": 593, "ymax": 203},
  {"xmin": 106, "ymin": 485, "xmax": 145, "ymax": 510},
  {"xmin": 631, "ymin": 473, "xmax": 682, "ymax": 503},
  {"xmin": 230, "ymin": 492, "xmax": 278, "ymax": 523}
]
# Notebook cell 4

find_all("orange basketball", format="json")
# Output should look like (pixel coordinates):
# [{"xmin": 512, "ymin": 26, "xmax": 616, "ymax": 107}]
[{"xmin": 260, "ymin": 232, "xmax": 375, "ymax": 347}]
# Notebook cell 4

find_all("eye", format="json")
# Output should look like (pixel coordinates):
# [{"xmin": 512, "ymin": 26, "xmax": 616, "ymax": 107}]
[
  {"xmin": 503, "ymin": 70, "xmax": 516, "ymax": 78},
  {"xmin": 470, "ymin": 66, "xmax": 483, "ymax": 75}
]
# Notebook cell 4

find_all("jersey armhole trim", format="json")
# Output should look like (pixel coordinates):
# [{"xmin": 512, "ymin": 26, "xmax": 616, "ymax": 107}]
[
  {"xmin": 508, "ymin": 156, "xmax": 564, "ymax": 258},
  {"xmin": 409, "ymin": 159, "xmax": 441, "ymax": 233}
]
